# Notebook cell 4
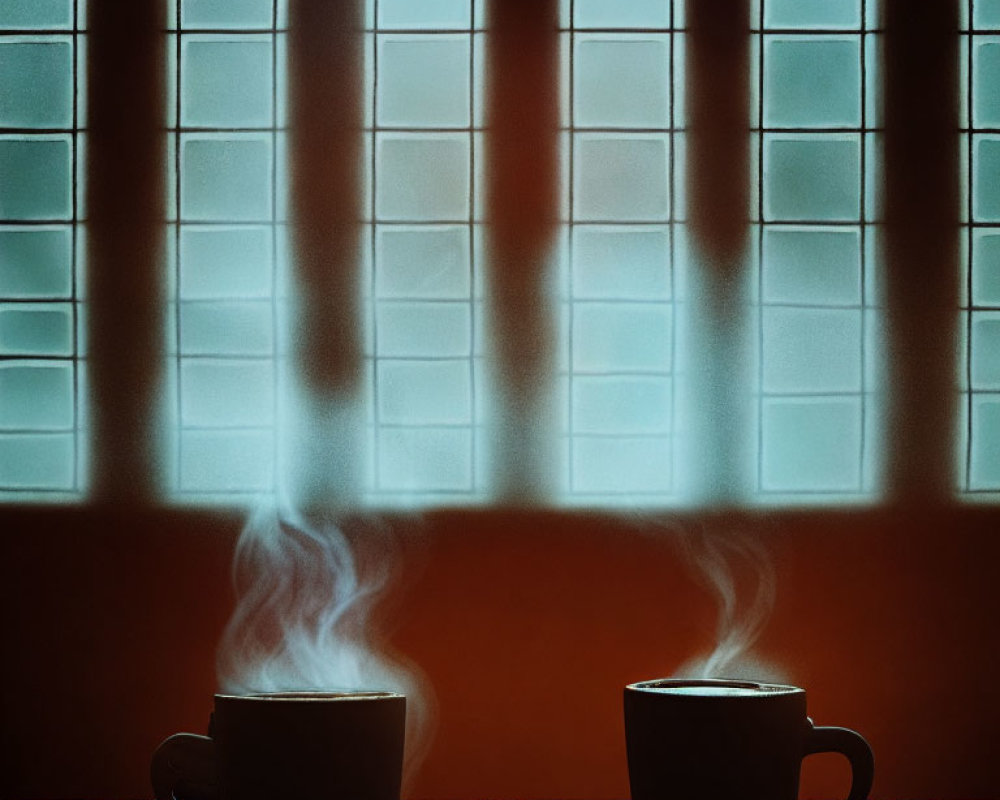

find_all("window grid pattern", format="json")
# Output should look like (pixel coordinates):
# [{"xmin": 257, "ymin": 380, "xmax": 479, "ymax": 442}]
[
  {"xmin": 0, "ymin": 0, "xmax": 83, "ymax": 498},
  {"xmin": 752, "ymin": 0, "xmax": 880, "ymax": 500},
  {"xmin": 2, "ymin": 0, "xmax": 999, "ymax": 504},
  {"xmin": 965, "ymin": 0, "xmax": 1000, "ymax": 493}
]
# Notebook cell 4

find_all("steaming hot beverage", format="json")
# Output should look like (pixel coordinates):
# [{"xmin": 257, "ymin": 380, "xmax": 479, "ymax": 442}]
[
  {"xmin": 151, "ymin": 691, "xmax": 405, "ymax": 800},
  {"xmin": 624, "ymin": 679, "xmax": 874, "ymax": 800}
]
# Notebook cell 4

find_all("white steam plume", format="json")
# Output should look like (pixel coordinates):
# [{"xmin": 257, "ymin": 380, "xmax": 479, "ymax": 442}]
[
  {"xmin": 674, "ymin": 526, "xmax": 787, "ymax": 682},
  {"xmin": 217, "ymin": 505, "xmax": 435, "ymax": 785}
]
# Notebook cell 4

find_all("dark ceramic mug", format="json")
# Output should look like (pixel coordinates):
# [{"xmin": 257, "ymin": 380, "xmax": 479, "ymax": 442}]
[
  {"xmin": 151, "ymin": 691, "xmax": 406, "ymax": 800},
  {"xmin": 624, "ymin": 679, "xmax": 874, "ymax": 800}
]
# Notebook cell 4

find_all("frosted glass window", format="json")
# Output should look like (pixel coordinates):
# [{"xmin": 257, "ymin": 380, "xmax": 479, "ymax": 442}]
[
  {"xmin": 761, "ymin": 398, "xmax": 862, "ymax": 492},
  {"xmin": 762, "ymin": 227, "xmax": 861, "ymax": 305},
  {"xmin": 180, "ymin": 430, "xmax": 274, "ymax": 492},
  {"xmin": 181, "ymin": 38, "xmax": 273, "ymax": 128},
  {"xmin": 377, "ymin": 361, "xmax": 472, "ymax": 425},
  {"xmin": 572, "ymin": 227, "xmax": 671, "ymax": 300},
  {"xmin": 378, "ymin": 428, "xmax": 473, "ymax": 492},
  {"xmin": 974, "ymin": 41, "xmax": 1000, "ymax": 126},
  {"xmin": 0, "ymin": 363, "xmax": 73, "ymax": 429},
  {"xmin": 573, "ymin": 376, "xmax": 672, "ymax": 434},
  {"xmin": 573, "ymin": 0, "xmax": 670, "ymax": 29},
  {"xmin": 179, "ymin": 301, "xmax": 274, "ymax": 356},
  {"xmin": 974, "ymin": 138, "xmax": 1000, "ymax": 222},
  {"xmin": 971, "ymin": 313, "xmax": 1000, "ymax": 389},
  {"xmin": 971, "ymin": 397, "xmax": 1000, "ymax": 489},
  {"xmin": 974, "ymin": 1, "xmax": 1000, "ymax": 29},
  {"xmin": 0, "ymin": 138, "xmax": 72, "ymax": 221},
  {"xmin": 763, "ymin": 38, "xmax": 860, "ymax": 128},
  {"xmin": 763, "ymin": 0, "xmax": 862, "ymax": 30},
  {"xmin": 377, "ymin": 36, "xmax": 470, "ymax": 128},
  {"xmin": 179, "ymin": 226, "xmax": 274, "ymax": 299},
  {"xmin": 572, "ymin": 437, "xmax": 672, "ymax": 494},
  {"xmin": 573, "ymin": 303, "xmax": 672, "ymax": 372},
  {"xmin": 375, "ymin": 302, "xmax": 471, "ymax": 358},
  {"xmin": 764, "ymin": 136, "xmax": 860, "ymax": 221},
  {"xmin": 762, "ymin": 308, "xmax": 862, "ymax": 393},
  {"xmin": 377, "ymin": 0, "xmax": 471, "ymax": 30},
  {"xmin": 0, "ymin": 41, "xmax": 73, "ymax": 128},
  {"xmin": 181, "ymin": 136, "xmax": 273, "ymax": 222},
  {"xmin": 973, "ymin": 231, "xmax": 1000, "ymax": 306},
  {"xmin": 376, "ymin": 226, "xmax": 470, "ymax": 299},
  {"xmin": 181, "ymin": 0, "xmax": 273, "ymax": 28},
  {"xmin": 574, "ymin": 37, "xmax": 670, "ymax": 128},
  {"xmin": 0, "ymin": 0, "xmax": 73, "ymax": 28},
  {"xmin": 376, "ymin": 135, "xmax": 470, "ymax": 221},
  {"xmin": 574, "ymin": 136, "xmax": 669, "ymax": 221},
  {"xmin": 0, "ymin": 228, "xmax": 72, "ymax": 298},
  {"xmin": 0, "ymin": 305, "xmax": 73, "ymax": 356},
  {"xmin": 180, "ymin": 360, "xmax": 275, "ymax": 427},
  {"xmin": 0, "ymin": 434, "xmax": 74, "ymax": 489}
]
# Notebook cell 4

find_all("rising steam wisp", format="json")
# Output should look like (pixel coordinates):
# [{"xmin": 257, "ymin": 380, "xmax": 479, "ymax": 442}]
[
  {"xmin": 675, "ymin": 526, "xmax": 787, "ymax": 682},
  {"xmin": 217, "ymin": 505, "xmax": 434, "ymax": 783}
]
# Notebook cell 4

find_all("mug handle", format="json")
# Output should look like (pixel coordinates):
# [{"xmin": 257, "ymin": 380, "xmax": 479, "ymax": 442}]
[
  {"xmin": 803, "ymin": 719, "xmax": 875, "ymax": 800},
  {"xmin": 151, "ymin": 733, "xmax": 218, "ymax": 800}
]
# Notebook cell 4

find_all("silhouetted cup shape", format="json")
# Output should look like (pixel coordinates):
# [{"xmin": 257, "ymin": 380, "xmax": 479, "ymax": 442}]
[
  {"xmin": 624, "ymin": 679, "xmax": 874, "ymax": 800},
  {"xmin": 151, "ymin": 691, "xmax": 406, "ymax": 800}
]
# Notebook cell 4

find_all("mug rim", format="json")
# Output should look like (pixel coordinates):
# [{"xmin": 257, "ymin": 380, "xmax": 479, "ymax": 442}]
[
  {"xmin": 214, "ymin": 691, "xmax": 405, "ymax": 702},
  {"xmin": 626, "ymin": 678, "xmax": 803, "ymax": 696}
]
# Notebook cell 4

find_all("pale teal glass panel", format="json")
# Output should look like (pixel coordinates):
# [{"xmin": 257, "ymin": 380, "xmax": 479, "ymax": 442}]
[
  {"xmin": 0, "ymin": 304, "xmax": 72, "ymax": 355},
  {"xmin": 179, "ymin": 430, "xmax": 274, "ymax": 492},
  {"xmin": 572, "ymin": 437, "xmax": 672, "ymax": 493},
  {"xmin": 762, "ymin": 227, "xmax": 861, "ymax": 304},
  {"xmin": 377, "ymin": 360, "xmax": 472, "ymax": 424},
  {"xmin": 574, "ymin": 0, "xmax": 670, "ymax": 28},
  {"xmin": 974, "ymin": 0, "xmax": 1000, "ymax": 28},
  {"xmin": 378, "ymin": 0, "xmax": 470, "ymax": 30},
  {"xmin": 763, "ymin": 38, "xmax": 860, "ymax": 128},
  {"xmin": 973, "ymin": 230, "xmax": 1000, "ymax": 305},
  {"xmin": 0, "ymin": 41, "xmax": 73, "ymax": 128},
  {"xmin": 765, "ymin": 136, "xmax": 860, "ymax": 221},
  {"xmin": 0, "ymin": 433, "xmax": 73, "ymax": 488},
  {"xmin": 573, "ymin": 303, "xmax": 672, "ymax": 372},
  {"xmin": 378, "ymin": 428, "xmax": 472, "ymax": 491},
  {"xmin": 179, "ymin": 301, "xmax": 274, "ymax": 356},
  {"xmin": 0, "ymin": 0, "xmax": 72, "ymax": 28},
  {"xmin": 375, "ymin": 302, "xmax": 471, "ymax": 357},
  {"xmin": 181, "ymin": 136, "xmax": 273, "ymax": 221},
  {"xmin": 0, "ymin": 138, "xmax": 71, "ymax": 220},
  {"xmin": 761, "ymin": 398, "xmax": 862, "ymax": 492},
  {"xmin": 971, "ymin": 313, "xmax": 1000, "ymax": 389},
  {"xmin": 180, "ymin": 359, "xmax": 274, "ymax": 426},
  {"xmin": 574, "ymin": 136, "xmax": 669, "ymax": 221},
  {"xmin": 181, "ymin": 0, "xmax": 273, "ymax": 29},
  {"xmin": 574, "ymin": 37, "xmax": 670, "ymax": 128},
  {"xmin": 377, "ymin": 36, "xmax": 470, "ymax": 127},
  {"xmin": 0, "ymin": 227, "xmax": 72, "ymax": 297},
  {"xmin": 974, "ymin": 41, "xmax": 1000, "ymax": 126},
  {"xmin": 179, "ymin": 226, "xmax": 273, "ymax": 299},
  {"xmin": 0, "ymin": 363, "xmax": 73, "ymax": 428},
  {"xmin": 971, "ymin": 397, "xmax": 1000, "ymax": 488},
  {"xmin": 974, "ymin": 138, "xmax": 1000, "ymax": 221},
  {"xmin": 573, "ymin": 376, "xmax": 672, "ymax": 434},
  {"xmin": 763, "ymin": 308, "xmax": 862, "ymax": 393},
  {"xmin": 763, "ymin": 0, "xmax": 861, "ymax": 29},
  {"xmin": 376, "ymin": 226, "xmax": 470, "ymax": 299},
  {"xmin": 572, "ymin": 226, "xmax": 671, "ymax": 300},
  {"xmin": 181, "ymin": 38, "xmax": 273, "ymax": 128},
  {"xmin": 376, "ymin": 135, "xmax": 470, "ymax": 221}
]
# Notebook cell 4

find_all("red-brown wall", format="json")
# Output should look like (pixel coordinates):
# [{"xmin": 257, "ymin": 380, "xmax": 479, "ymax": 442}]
[{"xmin": 1, "ymin": 506, "xmax": 998, "ymax": 799}]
